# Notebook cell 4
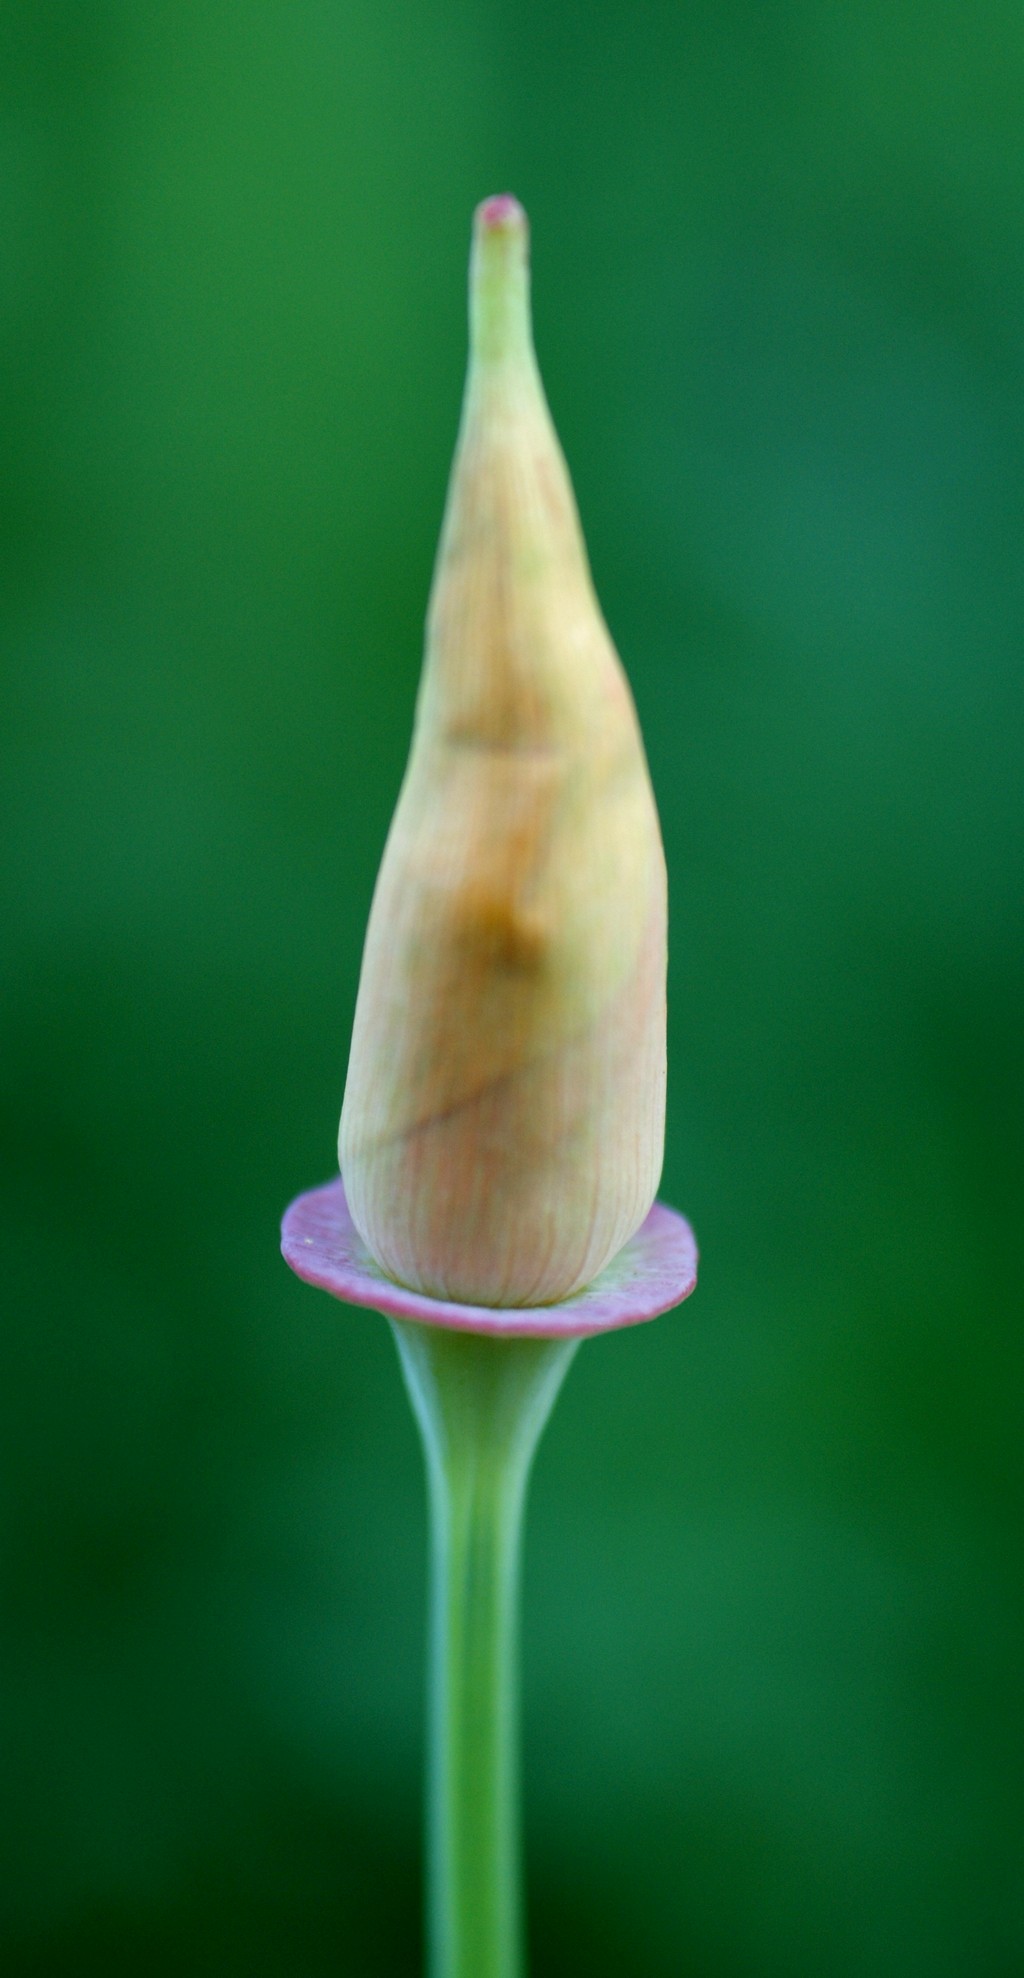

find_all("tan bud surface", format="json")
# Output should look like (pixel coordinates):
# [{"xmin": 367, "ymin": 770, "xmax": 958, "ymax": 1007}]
[{"xmin": 339, "ymin": 196, "xmax": 666, "ymax": 1306}]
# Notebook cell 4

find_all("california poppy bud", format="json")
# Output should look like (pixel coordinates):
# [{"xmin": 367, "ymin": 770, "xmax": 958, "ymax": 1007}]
[{"xmin": 339, "ymin": 195, "xmax": 666, "ymax": 1306}]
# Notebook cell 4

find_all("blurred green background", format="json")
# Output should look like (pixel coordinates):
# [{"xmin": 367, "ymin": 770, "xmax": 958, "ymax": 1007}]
[{"xmin": 3, "ymin": 3, "xmax": 1022, "ymax": 1973}]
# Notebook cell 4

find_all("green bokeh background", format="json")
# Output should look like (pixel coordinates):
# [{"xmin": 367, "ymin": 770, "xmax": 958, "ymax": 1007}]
[{"xmin": 3, "ymin": 5, "xmax": 1022, "ymax": 1973}]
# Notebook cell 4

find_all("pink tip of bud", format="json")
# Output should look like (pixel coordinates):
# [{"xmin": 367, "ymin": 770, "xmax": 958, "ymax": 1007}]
[{"xmin": 477, "ymin": 193, "xmax": 526, "ymax": 232}]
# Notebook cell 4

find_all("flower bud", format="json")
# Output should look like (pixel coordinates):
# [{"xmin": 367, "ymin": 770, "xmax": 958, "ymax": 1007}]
[{"xmin": 339, "ymin": 195, "xmax": 666, "ymax": 1306}]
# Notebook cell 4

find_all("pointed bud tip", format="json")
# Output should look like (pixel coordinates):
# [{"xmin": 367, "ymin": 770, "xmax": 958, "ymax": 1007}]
[
  {"xmin": 475, "ymin": 193, "xmax": 528, "ymax": 234},
  {"xmin": 470, "ymin": 195, "xmax": 531, "ymax": 366}
]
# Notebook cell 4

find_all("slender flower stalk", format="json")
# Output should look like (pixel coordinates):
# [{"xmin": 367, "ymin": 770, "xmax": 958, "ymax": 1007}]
[
  {"xmin": 282, "ymin": 1182, "xmax": 696, "ymax": 1978},
  {"xmin": 393, "ymin": 1323, "xmax": 577, "ymax": 1978},
  {"xmin": 282, "ymin": 194, "xmax": 697, "ymax": 1978}
]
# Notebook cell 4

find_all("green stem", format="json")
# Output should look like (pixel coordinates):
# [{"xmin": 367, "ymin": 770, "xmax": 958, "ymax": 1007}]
[{"xmin": 391, "ymin": 1321, "xmax": 578, "ymax": 1978}]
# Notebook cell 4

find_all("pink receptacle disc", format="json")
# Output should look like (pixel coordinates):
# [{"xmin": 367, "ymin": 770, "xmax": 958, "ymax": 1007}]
[{"xmin": 281, "ymin": 1176, "xmax": 697, "ymax": 1340}]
